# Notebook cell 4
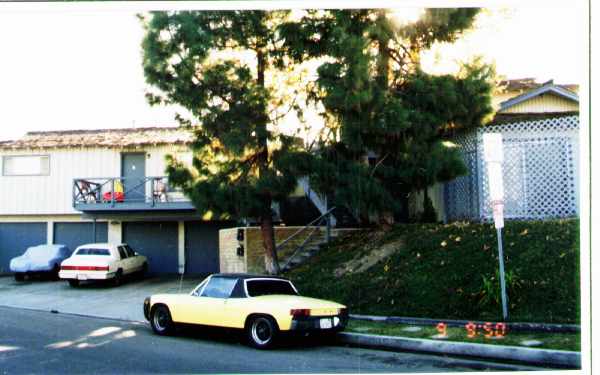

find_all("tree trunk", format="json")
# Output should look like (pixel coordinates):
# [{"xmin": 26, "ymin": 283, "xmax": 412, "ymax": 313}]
[
  {"xmin": 260, "ymin": 204, "xmax": 280, "ymax": 275},
  {"xmin": 376, "ymin": 10, "xmax": 390, "ymax": 90},
  {"xmin": 375, "ymin": 11, "xmax": 394, "ymax": 230},
  {"xmin": 255, "ymin": 46, "xmax": 279, "ymax": 275}
]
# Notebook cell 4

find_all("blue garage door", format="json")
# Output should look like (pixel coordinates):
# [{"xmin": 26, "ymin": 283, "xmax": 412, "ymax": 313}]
[
  {"xmin": 0, "ymin": 223, "xmax": 47, "ymax": 273},
  {"xmin": 185, "ymin": 222, "xmax": 234, "ymax": 275},
  {"xmin": 123, "ymin": 222, "xmax": 178, "ymax": 275},
  {"xmin": 53, "ymin": 222, "xmax": 108, "ymax": 255}
]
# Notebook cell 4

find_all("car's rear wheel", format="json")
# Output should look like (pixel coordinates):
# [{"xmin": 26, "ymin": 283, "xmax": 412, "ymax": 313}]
[
  {"xmin": 68, "ymin": 279, "xmax": 79, "ymax": 288},
  {"xmin": 139, "ymin": 263, "xmax": 148, "ymax": 279},
  {"xmin": 150, "ymin": 305, "xmax": 174, "ymax": 336},
  {"xmin": 247, "ymin": 315, "xmax": 278, "ymax": 349},
  {"xmin": 113, "ymin": 269, "xmax": 123, "ymax": 287},
  {"xmin": 14, "ymin": 273, "xmax": 24, "ymax": 282}
]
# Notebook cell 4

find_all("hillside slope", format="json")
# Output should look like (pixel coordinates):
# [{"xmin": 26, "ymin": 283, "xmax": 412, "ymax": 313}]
[{"xmin": 284, "ymin": 219, "xmax": 579, "ymax": 324}]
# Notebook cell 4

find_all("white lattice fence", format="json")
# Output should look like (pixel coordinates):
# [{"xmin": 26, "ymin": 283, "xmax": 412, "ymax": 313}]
[
  {"xmin": 444, "ymin": 131, "xmax": 479, "ymax": 220},
  {"xmin": 445, "ymin": 115, "xmax": 579, "ymax": 221}
]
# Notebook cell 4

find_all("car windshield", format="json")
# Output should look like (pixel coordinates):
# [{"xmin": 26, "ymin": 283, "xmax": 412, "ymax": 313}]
[
  {"xmin": 246, "ymin": 279, "xmax": 298, "ymax": 297},
  {"xmin": 76, "ymin": 248, "xmax": 110, "ymax": 256},
  {"xmin": 201, "ymin": 277, "xmax": 237, "ymax": 298},
  {"xmin": 24, "ymin": 245, "xmax": 60, "ymax": 258}
]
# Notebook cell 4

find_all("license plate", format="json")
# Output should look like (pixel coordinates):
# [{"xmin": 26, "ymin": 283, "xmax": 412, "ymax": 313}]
[
  {"xmin": 319, "ymin": 318, "xmax": 333, "ymax": 329},
  {"xmin": 77, "ymin": 274, "xmax": 87, "ymax": 281}
]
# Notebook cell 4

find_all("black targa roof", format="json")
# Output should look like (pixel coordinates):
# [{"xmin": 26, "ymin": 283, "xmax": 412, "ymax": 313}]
[{"xmin": 211, "ymin": 273, "xmax": 290, "ymax": 281}]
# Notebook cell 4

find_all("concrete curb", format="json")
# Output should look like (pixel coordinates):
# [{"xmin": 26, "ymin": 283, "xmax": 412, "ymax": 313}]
[
  {"xmin": 350, "ymin": 314, "xmax": 580, "ymax": 333},
  {"xmin": 337, "ymin": 332, "xmax": 581, "ymax": 368}
]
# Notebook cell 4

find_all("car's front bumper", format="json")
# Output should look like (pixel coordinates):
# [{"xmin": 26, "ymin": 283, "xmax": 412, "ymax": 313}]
[
  {"xmin": 289, "ymin": 313, "xmax": 348, "ymax": 332},
  {"xmin": 10, "ymin": 262, "xmax": 54, "ymax": 273}
]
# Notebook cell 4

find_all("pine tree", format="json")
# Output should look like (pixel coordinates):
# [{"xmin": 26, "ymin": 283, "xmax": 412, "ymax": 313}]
[
  {"xmin": 141, "ymin": 11, "xmax": 313, "ymax": 274},
  {"xmin": 279, "ymin": 9, "xmax": 495, "ymax": 223}
]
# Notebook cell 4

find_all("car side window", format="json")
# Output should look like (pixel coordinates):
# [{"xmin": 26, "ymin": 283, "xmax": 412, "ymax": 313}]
[
  {"xmin": 117, "ymin": 246, "xmax": 128, "ymax": 260},
  {"xmin": 200, "ymin": 277, "xmax": 237, "ymax": 298},
  {"xmin": 124, "ymin": 245, "xmax": 136, "ymax": 258}
]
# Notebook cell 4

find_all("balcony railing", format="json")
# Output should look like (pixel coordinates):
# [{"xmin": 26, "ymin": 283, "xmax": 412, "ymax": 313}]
[{"xmin": 72, "ymin": 176, "xmax": 195, "ymax": 212}]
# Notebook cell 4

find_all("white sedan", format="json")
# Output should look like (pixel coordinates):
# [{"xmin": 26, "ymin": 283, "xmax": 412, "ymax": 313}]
[{"xmin": 59, "ymin": 243, "xmax": 148, "ymax": 287}]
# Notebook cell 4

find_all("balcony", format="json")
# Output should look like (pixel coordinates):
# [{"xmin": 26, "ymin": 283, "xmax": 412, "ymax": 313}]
[{"xmin": 73, "ymin": 177, "xmax": 195, "ymax": 212}]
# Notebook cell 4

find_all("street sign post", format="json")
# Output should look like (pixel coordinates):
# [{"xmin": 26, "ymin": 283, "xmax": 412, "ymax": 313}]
[{"xmin": 483, "ymin": 133, "xmax": 509, "ymax": 321}]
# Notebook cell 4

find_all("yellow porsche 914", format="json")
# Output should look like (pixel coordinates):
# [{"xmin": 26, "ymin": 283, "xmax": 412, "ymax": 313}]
[{"xmin": 143, "ymin": 273, "xmax": 348, "ymax": 348}]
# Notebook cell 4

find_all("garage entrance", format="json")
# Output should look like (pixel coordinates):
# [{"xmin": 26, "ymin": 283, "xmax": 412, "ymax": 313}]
[
  {"xmin": 122, "ymin": 221, "xmax": 178, "ymax": 275},
  {"xmin": 184, "ymin": 221, "xmax": 234, "ymax": 275},
  {"xmin": 53, "ymin": 222, "xmax": 108, "ymax": 255},
  {"xmin": 0, "ymin": 222, "xmax": 47, "ymax": 273}
]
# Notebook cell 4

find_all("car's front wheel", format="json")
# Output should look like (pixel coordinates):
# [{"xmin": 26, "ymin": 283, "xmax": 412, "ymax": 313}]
[
  {"xmin": 247, "ymin": 315, "xmax": 278, "ymax": 349},
  {"xmin": 150, "ymin": 305, "xmax": 174, "ymax": 336},
  {"xmin": 68, "ymin": 279, "xmax": 79, "ymax": 287},
  {"xmin": 14, "ymin": 273, "xmax": 24, "ymax": 282}
]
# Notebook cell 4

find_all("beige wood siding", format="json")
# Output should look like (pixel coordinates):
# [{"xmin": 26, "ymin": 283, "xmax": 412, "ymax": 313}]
[
  {"xmin": 0, "ymin": 145, "xmax": 191, "ymax": 215},
  {"xmin": 501, "ymin": 94, "xmax": 579, "ymax": 113}
]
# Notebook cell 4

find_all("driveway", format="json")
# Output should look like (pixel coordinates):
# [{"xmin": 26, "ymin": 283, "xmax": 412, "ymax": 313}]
[{"xmin": 0, "ymin": 275, "xmax": 205, "ymax": 322}]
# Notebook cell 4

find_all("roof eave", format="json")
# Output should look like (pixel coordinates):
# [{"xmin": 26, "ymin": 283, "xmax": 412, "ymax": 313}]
[
  {"xmin": 0, "ymin": 141, "xmax": 193, "ymax": 152},
  {"xmin": 499, "ymin": 84, "xmax": 579, "ymax": 112}
]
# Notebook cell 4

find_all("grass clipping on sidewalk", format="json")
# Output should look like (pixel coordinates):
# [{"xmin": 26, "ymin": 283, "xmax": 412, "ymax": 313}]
[{"xmin": 285, "ymin": 219, "xmax": 579, "ymax": 324}]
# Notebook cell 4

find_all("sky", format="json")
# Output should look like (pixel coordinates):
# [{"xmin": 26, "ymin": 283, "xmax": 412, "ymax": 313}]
[{"xmin": 0, "ymin": 2, "xmax": 587, "ymax": 141}]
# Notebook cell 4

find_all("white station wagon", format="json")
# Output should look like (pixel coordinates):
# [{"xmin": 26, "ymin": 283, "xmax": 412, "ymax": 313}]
[{"xmin": 59, "ymin": 243, "xmax": 148, "ymax": 287}]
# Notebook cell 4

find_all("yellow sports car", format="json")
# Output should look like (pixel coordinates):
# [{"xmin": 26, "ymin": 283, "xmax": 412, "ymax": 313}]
[{"xmin": 143, "ymin": 273, "xmax": 348, "ymax": 348}]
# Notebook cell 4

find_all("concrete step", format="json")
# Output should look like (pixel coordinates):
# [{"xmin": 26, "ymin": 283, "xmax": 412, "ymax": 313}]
[{"xmin": 280, "ymin": 234, "xmax": 342, "ymax": 271}]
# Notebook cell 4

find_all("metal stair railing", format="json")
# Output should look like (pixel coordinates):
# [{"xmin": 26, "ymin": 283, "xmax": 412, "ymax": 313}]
[
  {"xmin": 278, "ymin": 207, "xmax": 335, "ymax": 271},
  {"xmin": 298, "ymin": 177, "xmax": 337, "ymax": 227}
]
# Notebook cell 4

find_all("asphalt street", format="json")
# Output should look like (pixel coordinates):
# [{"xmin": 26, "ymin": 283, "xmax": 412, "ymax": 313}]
[{"xmin": 0, "ymin": 306, "xmax": 543, "ymax": 374}]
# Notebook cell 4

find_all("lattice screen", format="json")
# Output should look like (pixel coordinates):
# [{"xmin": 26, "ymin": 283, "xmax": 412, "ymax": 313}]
[
  {"xmin": 445, "ymin": 115, "xmax": 579, "ymax": 221},
  {"xmin": 444, "ymin": 131, "xmax": 479, "ymax": 220}
]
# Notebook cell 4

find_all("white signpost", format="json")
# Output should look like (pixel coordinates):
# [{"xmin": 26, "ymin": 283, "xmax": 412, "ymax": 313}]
[{"xmin": 483, "ymin": 133, "xmax": 509, "ymax": 321}]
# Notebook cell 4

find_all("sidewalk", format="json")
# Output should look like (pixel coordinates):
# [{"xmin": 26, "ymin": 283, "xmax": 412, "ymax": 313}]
[
  {"xmin": 344, "ymin": 315, "xmax": 581, "ymax": 368},
  {"xmin": 351, "ymin": 314, "xmax": 581, "ymax": 333}
]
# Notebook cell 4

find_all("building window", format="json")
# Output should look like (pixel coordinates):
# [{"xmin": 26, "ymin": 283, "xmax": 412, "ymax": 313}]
[{"xmin": 2, "ymin": 155, "xmax": 50, "ymax": 176}]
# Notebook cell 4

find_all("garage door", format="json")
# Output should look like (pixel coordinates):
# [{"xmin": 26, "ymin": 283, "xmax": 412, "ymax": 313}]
[
  {"xmin": 123, "ymin": 222, "xmax": 178, "ymax": 275},
  {"xmin": 185, "ymin": 222, "xmax": 234, "ymax": 275},
  {"xmin": 0, "ymin": 223, "xmax": 47, "ymax": 273},
  {"xmin": 53, "ymin": 222, "xmax": 108, "ymax": 255}
]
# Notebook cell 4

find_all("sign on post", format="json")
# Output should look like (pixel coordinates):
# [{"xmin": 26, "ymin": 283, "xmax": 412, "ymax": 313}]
[
  {"xmin": 482, "ymin": 133, "xmax": 509, "ymax": 321},
  {"xmin": 483, "ymin": 133, "xmax": 504, "ymax": 229}
]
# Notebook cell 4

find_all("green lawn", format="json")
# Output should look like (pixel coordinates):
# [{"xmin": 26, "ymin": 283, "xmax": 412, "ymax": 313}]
[
  {"xmin": 346, "ymin": 320, "xmax": 580, "ymax": 352},
  {"xmin": 285, "ymin": 219, "xmax": 580, "ymax": 324}
]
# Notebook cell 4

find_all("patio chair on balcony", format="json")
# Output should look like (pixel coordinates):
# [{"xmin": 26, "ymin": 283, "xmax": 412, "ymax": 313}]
[
  {"xmin": 75, "ymin": 179, "xmax": 101, "ymax": 204},
  {"xmin": 153, "ymin": 179, "xmax": 168, "ymax": 202}
]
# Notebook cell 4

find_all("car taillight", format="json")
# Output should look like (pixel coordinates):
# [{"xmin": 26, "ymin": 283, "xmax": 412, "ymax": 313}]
[
  {"xmin": 60, "ymin": 265, "xmax": 109, "ymax": 271},
  {"xmin": 290, "ymin": 309, "xmax": 311, "ymax": 317}
]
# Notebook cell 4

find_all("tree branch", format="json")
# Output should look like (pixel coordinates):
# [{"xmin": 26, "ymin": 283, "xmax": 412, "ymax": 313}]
[{"xmin": 369, "ymin": 152, "xmax": 390, "ymax": 178}]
